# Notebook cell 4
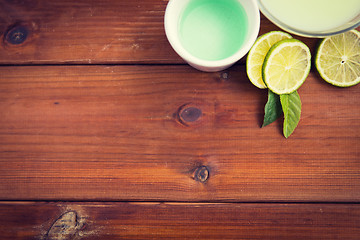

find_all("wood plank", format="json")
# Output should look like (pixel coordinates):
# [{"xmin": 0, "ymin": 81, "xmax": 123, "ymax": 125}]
[
  {"xmin": 0, "ymin": 0, "xmax": 179, "ymax": 64},
  {"xmin": 0, "ymin": 65, "xmax": 359, "ymax": 201},
  {"xmin": 0, "ymin": 202, "xmax": 359, "ymax": 240},
  {"xmin": 0, "ymin": 0, "xmax": 327, "ymax": 65}
]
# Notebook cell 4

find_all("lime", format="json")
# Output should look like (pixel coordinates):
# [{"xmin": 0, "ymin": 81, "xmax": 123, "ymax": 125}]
[
  {"xmin": 246, "ymin": 31, "xmax": 292, "ymax": 89},
  {"xmin": 262, "ymin": 39, "xmax": 311, "ymax": 95},
  {"xmin": 315, "ymin": 29, "xmax": 360, "ymax": 87}
]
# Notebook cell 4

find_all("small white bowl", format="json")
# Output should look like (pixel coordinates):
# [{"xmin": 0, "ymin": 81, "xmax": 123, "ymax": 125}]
[{"xmin": 164, "ymin": 0, "xmax": 260, "ymax": 72}]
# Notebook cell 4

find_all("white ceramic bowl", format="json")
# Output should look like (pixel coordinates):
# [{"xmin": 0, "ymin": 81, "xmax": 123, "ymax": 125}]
[{"xmin": 164, "ymin": 0, "xmax": 260, "ymax": 72}]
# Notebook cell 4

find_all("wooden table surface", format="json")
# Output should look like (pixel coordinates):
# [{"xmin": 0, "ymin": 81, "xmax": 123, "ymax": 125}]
[{"xmin": 1, "ymin": 0, "xmax": 359, "ymax": 239}]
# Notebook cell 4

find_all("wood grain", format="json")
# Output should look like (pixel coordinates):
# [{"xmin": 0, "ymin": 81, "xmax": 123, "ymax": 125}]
[
  {"xmin": 0, "ymin": 65, "xmax": 359, "ymax": 201},
  {"xmin": 0, "ymin": 202, "xmax": 359, "ymax": 240},
  {"xmin": 0, "ymin": 0, "xmax": 179, "ymax": 64},
  {"xmin": 1, "ymin": 1, "xmax": 359, "ymax": 239},
  {"xmin": 0, "ymin": 0, "xmax": 328, "ymax": 65}
]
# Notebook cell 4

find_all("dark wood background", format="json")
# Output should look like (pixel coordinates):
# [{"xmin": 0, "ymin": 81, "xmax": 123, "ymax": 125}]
[{"xmin": 0, "ymin": 0, "xmax": 359, "ymax": 239}]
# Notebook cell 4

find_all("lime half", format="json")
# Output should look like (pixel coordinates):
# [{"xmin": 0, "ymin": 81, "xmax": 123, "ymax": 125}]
[
  {"xmin": 246, "ymin": 31, "xmax": 292, "ymax": 89},
  {"xmin": 315, "ymin": 29, "xmax": 360, "ymax": 87},
  {"xmin": 262, "ymin": 39, "xmax": 311, "ymax": 95}
]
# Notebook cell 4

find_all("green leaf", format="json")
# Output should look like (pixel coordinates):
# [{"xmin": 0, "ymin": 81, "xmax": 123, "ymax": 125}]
[
  {"xmin": 262, "ymin": 90, "xmax": 283, "ymax": 127},
  {"xmin": 280, "ymin": 91, "xmax": 301, "ymax": 138}
]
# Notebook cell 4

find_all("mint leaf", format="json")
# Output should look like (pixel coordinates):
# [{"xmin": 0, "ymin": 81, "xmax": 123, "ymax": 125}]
[
  {"xmin": 280, "ymin": 91, "xmax": 301, "ymax": 138},
  {"xmin": 262, "ymin": 90, "xmax": 283, "ymax": 127}
]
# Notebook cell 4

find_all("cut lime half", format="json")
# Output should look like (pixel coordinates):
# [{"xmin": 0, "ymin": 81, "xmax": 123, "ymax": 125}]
[
  {"xmin": 262, "ymin": 39, "xmax": 311, "ymax": 95},
  {"xmin": 315, "ymin": 29, "xmax": 360, "ymax": 87},
  {"xmin": 246, "ymin": 31, "xmax": 292, "ymax": 89}
]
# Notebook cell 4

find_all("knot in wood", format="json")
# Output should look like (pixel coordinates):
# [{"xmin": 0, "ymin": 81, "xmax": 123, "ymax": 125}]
[
  {"xmin": 221, "ymin": 72, "xmax": 229, "ymax": 80},
  {"xmin": 180, "ymin": 107, "xmax": 202, "ymax": 123},
  {"xmin": 5, "ymin": 25, "xmax": 28, "ymax": 45},
  {"xmin": 194, "ymin": 166, "xmax": 209, "ymax": 183},
  {"xmin": 46, "ymin": 211, "xmax": 81, "ymax": 240}
]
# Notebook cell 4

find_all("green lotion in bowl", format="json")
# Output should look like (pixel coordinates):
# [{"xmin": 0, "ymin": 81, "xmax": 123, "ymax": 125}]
[{"xmin": 179, "ymin": 0, "xmax": 248, "ymax": 61}]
